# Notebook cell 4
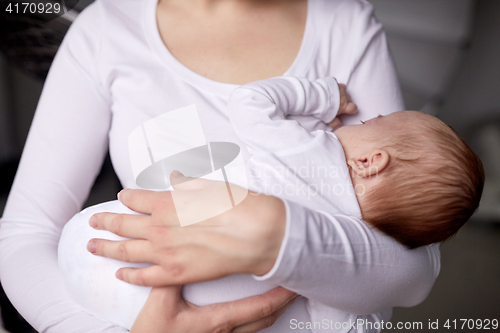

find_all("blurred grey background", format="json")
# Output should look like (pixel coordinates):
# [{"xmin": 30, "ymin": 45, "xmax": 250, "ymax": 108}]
[{"xmin": 0, "ymin": 0, "xmax": 499, "ymax": 332}]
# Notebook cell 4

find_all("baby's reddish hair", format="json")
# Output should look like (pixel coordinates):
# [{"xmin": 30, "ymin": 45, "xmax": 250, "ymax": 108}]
[{"xmin": 361, "ymin": 112, "xmax": 484, "ymax": 249}]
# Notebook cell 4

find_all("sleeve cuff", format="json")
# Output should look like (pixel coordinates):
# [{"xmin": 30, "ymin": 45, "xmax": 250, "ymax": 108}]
[
  {"xmin": 252, "ymin": 199, "xmax": 307, "ymax": 283},
  {"xmin": 319, "ymin": 77, "xmax": 341, "ymax": 124}
]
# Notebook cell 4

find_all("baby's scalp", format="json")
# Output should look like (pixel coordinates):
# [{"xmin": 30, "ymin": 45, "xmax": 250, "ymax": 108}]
[{"xmin": 361, "ymin": 111, "xmax": 484, "ymax": 249}]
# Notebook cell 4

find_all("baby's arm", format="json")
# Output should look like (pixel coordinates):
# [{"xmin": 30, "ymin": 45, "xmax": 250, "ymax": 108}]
[{"xmin": 228, "ymin": 76, "xmax": 341, "ymax": 154}]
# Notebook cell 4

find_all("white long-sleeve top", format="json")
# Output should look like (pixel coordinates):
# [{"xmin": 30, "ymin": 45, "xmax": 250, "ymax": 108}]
[{"xmin": 0, "ymin": 0, "xmax": 440, "ymax": 332}]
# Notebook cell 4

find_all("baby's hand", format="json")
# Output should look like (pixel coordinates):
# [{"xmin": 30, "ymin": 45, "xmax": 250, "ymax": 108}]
[{"xmin": 329, "ymin": 83, "xmax": 357, "ymax": 130}]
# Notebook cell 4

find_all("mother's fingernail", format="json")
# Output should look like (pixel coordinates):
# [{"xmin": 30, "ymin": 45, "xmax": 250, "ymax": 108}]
[
  {"xmin": 87, "ymin": 240, "xmax": 97, "ymax": 254},
  {"xmin": 89, "ymin": 215, "xmax": 98, "ymax": 228},
  {"xmin": 116, "ymin": 270, "xmax": 123, "ymax": 281},
  {"xmin": 117, "ymin": 190, "xmax": 123, "ymax": 201}
]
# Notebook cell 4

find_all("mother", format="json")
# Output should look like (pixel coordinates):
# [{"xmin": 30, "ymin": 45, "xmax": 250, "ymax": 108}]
[{"xmin": 0, "ymin": 0, "xmax": 440, "ymax": 332}]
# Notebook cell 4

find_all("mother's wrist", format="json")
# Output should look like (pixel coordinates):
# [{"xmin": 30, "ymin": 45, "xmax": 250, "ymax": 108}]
[{"xmin": 247, "ymin": 194, "xmax": 287, "ymax": 276}]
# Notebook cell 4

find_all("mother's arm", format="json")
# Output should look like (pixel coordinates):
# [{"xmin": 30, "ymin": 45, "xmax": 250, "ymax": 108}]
[
  {"xmin": 255, "ymin": 200, "xmax": 440, "ymax": 314},
  {"xmin": 0, "ymin": 6, "xmax": 127, "ymax": 331},
  {"xmin": 91, "ymin": 182, "xmax": 439, "ymax": 315}
]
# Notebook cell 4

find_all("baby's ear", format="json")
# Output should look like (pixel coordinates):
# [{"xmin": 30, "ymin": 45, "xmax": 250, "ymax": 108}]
[
  {"xmin": 347, "ymin": 150, "xmax": 390, "ymax": 178},
  {"xmin": 367, "ymin": 150, "xmax": 390, "ymax": 177},
  {"xmin": 347, "ymin": 158, "xmax": 370, "ymax": 178}
]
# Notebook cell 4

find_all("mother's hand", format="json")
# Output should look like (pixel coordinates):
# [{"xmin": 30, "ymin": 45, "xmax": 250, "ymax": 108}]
[
  {"xmin": 87, "ymin": 174, "xmax": 287, "ymax": 286},
  {"xmin": 130, "ymin": 286, "xmax": 299, "ymax": 333}
]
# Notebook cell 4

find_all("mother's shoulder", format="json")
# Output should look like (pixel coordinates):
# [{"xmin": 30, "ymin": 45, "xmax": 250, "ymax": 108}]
[
  {"xmin": 68, "ymin": 0, "xmax": 145, "ymax": 44},
  {"xmin": 75, "ymin": 0, "xmax": 144, "ymax": 26}
]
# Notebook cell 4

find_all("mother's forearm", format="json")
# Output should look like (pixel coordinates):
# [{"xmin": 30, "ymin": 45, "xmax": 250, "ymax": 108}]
[
  {"xmin": 90, "ymin": 182, "xmax": 440, "ymax": 315},
  {"xmin": 254, "ymin": 199, "xmax": 440, "ymax": 314}
]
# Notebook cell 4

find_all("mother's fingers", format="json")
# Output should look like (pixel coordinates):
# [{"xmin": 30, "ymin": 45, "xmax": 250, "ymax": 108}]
[
  {"xmin": 231, "ymin": 295, "xmax": 300, "ymax": 333},
  {"xmin": 115, "ymin": 242, "xmax": 227, "ymax": 286},
  {"xmin": 215, "ymin": 287, "xmax": 297, "ymax": 329},
  {"xmin": 147, "ymin": 285, "xmax": 184, "ymax": 308},
  {"xmin": 119, "ymin": 189, "xmax": 173, "ymax": 214},
  {"xmin": 91, "ymin": 213, "xmax": 151, "ymax": 239},
  {"xmin": 87, "ymin": 239, "xmax": 156, "ymax": 263},
  {"xmin": 116, "ymin": 265, "xmax": 170, "ymax": 287}
]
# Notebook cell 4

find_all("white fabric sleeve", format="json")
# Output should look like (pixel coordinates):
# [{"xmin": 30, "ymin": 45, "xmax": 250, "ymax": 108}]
[
  {"xmin": 0, "ymin": 4, "xmax": 127, "ymax": 332},
  {"xmin": 255, "ymin": 200, "xmax": 440, "ymax": 315},
  {"xmin": 254, "ymin": 0, "xmax": 440, "ymax": 314},
  {"xmin": 228, "ymin": 76, "xmax": 340, "ymax": 154}
]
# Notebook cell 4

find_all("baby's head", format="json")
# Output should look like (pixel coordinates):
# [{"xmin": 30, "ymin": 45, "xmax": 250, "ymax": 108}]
[{"xmin": 335, "ymin": 111, "xmax": 484, "ymax": 249}]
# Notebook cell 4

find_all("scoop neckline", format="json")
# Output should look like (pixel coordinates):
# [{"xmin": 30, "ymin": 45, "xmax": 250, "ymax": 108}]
[{"xmin": 143, "ymin": 0, "xmax": 317, "ymax": 96}]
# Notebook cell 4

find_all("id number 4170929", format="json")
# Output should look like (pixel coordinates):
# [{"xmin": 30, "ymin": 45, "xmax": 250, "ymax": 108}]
[
  {"xmin": 5, "ymin": 2, "xmax": 62, "ymax": 14},
  {"xmin": 443, "ymin": 319, "xmax": 498, "ymax": 330}
]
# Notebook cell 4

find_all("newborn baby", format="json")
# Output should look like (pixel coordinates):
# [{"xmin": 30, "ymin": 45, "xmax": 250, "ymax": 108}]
[
  {"xmin": 228, "ymin": 76, "xmax": 484, "ymax": 249},
  {"xmin": 58, "ymin": 77, "xmax": 484, "ymax": 331}
]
